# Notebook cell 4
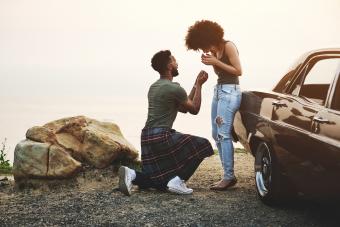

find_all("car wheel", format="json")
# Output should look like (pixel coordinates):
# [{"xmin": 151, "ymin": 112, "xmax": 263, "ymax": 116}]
[{"xmin": 254, "ymin": 142, "xmax": 290, "ymax": 205}]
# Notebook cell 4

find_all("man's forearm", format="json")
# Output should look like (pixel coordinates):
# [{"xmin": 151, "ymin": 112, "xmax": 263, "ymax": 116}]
[
  {"xmin": 192, "ymin": 84, "xmax": 202, "ymax": 114},
  {"xmin": 188, "ymin": 84, "xmax": 196, "ymax": 100}
]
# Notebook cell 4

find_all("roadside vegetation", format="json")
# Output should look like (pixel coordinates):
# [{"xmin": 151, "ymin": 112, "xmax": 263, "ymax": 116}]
[
  {"xmin": 213, "ymin": 147, "xmax": 246, "ymax": 155},
  {"xmin": 0, "ymin": 138, "xmax": 12, "ymax": 174}
]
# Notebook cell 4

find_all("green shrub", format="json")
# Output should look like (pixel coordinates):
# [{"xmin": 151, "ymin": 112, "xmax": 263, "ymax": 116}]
[
  {"xmin": 0, "ymin": 138, "xmax": 12, "ymax": 174},
  {"xmin": 235, "ymin": 148, "xmax": 246, "ymax": 153},
  {"xmin": 214, "ymin": 148, "xmax": 246, "ymax": 155}
]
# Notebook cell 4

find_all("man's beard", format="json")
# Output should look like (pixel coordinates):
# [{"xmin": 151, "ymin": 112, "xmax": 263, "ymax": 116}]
[{"xmin": 171, "ymin": 68, "xmax": 179, "ymax": 77}]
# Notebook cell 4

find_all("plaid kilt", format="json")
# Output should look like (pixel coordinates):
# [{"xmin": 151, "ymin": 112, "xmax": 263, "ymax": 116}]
[{"xmin": 141, "ymin": 127, "xmax": 214, "ymax": 186}]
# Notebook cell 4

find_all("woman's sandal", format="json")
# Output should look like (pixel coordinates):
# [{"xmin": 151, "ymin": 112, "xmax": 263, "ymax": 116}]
[{"xmin": 209, "ymin": 178, "xmax": 237, "ymax": 191}]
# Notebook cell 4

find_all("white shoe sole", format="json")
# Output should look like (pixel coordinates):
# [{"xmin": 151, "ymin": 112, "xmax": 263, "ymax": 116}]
[
  {"xmin": 118, "ymin": 166, "xmax": 131, "ymax": 196},
  {"xmin": 168, "ymin": 187, "xmax": 193, "ymax": 195}
]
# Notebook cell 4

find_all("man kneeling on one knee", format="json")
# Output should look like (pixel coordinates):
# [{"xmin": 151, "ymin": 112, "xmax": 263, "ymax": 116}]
[{"xmin": 119, "ymin": 50, "xmax": 214, "ymax": 195}]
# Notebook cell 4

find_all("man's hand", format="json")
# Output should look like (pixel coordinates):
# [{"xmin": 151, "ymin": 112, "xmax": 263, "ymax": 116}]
[
  {"xmin": 196, "ymin": 70, "xmax": 208, "ymax": 86},
  {"xmin": 179, "ymin": 70, "xmax": 208, "ymax": 115}
]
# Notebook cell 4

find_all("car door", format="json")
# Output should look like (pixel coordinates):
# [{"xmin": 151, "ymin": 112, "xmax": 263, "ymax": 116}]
[
  {"xmin": 269, "ymin": 93, "xmax": 321, "ymax": 193},
  {"xmin": 309, "ymin": 60, "xmax": 340, "ymax": 196},
  {"xmin": 269, "ymin": 57, "xmax": 340, "ymax": 195}
]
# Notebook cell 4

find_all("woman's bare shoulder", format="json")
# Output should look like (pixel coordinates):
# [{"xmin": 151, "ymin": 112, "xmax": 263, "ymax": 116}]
[{"xmin": 225, "ymin": 41, "xmax": 238, "ymax": 52}]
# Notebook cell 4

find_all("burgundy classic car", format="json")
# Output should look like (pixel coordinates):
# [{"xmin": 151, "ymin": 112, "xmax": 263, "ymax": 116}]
[{"xmin": 233, "ymin": 49, "xmax": 340, "ymax": 204}]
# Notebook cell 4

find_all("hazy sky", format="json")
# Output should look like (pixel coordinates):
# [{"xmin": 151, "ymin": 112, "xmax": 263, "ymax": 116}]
[{"xmin": 0, "ymin": 0, "xmax": 339, "ymax": 162}]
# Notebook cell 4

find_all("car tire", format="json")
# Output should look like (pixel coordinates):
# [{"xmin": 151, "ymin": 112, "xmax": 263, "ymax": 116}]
[{"xmin": 254, "ymin": 141, "xmax": 293, "ymax": 205}]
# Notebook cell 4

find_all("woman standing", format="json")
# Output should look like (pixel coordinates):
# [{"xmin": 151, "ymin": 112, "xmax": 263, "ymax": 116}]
[{"xmin": 185, "ymin": 20, "xmax": 242, "ymax": 190}]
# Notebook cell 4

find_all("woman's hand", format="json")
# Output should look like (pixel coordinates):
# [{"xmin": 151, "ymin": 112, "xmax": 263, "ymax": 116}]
[{"xmin": 201, "ymin": 54, "xmax": 219, "ymax": 66}]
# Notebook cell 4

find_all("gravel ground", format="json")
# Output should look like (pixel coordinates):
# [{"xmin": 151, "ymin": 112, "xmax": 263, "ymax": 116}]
[{"xmin": 1, "ymin": 152, "xmax": 340, "ymax": 226}]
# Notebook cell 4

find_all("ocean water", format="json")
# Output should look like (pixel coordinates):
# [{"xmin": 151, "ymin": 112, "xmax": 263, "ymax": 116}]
[{"xmin": 1, "ymin": 95, "xmax": 237, "ymax": 164}]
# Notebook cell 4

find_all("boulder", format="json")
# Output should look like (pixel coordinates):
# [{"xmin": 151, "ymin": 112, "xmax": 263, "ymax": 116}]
[
  {"xmin": 13, "ymin": 140, "xmax": 81, "ymax": 180},
  {"xmin": 47, "ymin": 145, "xmax": 82, "ymax": 178},
  {"xmin": 13, "ymin": 116, "xmax": 139, "ymax": 181},
  {"xmin": 13, "ymin": 140, "xmax": 49, "ymax": 179},
  {"xmin": 26, "ymin": 126, "xmax": 56, "ymax": 143}
]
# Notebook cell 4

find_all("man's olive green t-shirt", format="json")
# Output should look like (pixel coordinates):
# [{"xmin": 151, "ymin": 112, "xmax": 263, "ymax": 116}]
[{"xmin": 145, "ymin": 79, "xmax": 188, "ymax": 128}]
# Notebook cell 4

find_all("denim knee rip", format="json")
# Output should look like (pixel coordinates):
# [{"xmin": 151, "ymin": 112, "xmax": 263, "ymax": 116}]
[
  {"xmin": 215, "ymin": 116, "xmax": 232, "ymax": 142},
  {"xmin": 215, "ymin": 116, "xmax": 224, "ymax": 127}
]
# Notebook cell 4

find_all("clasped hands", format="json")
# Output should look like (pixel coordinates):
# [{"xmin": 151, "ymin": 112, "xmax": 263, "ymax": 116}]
[{"xmin": 201, "ymin": 53, "xmax": 219, "ymax": 66}]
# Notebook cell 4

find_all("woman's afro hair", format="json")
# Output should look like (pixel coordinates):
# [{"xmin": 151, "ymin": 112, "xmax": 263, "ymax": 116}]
[{"xmin": 185, "ymin": 20, "xmax": 224, "ymax": 51}]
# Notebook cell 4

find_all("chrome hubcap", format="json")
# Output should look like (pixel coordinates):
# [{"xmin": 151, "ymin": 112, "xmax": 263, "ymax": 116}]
[{"xmin": 255, "ymin": 143, "xmax": 272, "ymax": 197}]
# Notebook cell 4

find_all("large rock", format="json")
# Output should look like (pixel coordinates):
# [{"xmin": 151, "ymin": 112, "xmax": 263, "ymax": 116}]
[
  {"xmin": 13, "ymin": 116, "xmax": 139, "ymax": 181},
  {"xmin": 13, "ymin": 140, "xmax": 50, "ymax": 179},
  {"xmin": 13, "ymin": 140, "xmax": 81, "ymax": 181},
  {"xmin": 47, "ymin": 145, "xmax": 82, "ymax": 178},
  {"xmin": 26, "ymin": 126, "xmax": 56, "ymax": 143}
]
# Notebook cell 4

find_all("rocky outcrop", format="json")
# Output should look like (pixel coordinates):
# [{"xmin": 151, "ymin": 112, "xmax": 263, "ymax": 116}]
[
  {"xmin": 13, "ymin": 140, "xmax": 81, "ymax": 180},
  {"xmin": 13, "ymin": 116, "xmax": 139, "ymax": 181}
]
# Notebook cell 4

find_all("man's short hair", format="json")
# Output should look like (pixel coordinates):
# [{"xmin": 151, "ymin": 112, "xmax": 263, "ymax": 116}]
[{"xmin": 151, "ymin": 50, "xmax": 172, "ymax": 74}]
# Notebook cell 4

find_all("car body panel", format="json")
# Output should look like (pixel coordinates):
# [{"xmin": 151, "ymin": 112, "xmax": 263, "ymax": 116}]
[{"xmin": 234, "ymin": 48, "xmax": 340, "ymax": 198}]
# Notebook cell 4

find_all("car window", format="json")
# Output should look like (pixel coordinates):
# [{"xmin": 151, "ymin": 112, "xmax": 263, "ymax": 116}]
[
  {"xmin": 331, "ymin": 62, "xmax": 340, "ymax": 111},
  {"xmin": 299, "ymin": 58, "xmax": 340, "ymax": 105},
  {"xmin": 273, "ymin": 54, "xmax": 307, "ymax": 93},
  {"xmin": 273, "ymin": 71, "xmax": 293, "ymax": 93}
]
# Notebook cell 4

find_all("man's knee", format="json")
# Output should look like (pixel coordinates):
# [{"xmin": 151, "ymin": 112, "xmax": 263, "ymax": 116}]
[{"xmin": 192, "ymin": 135, "xmax": 210, "ymax": 144}]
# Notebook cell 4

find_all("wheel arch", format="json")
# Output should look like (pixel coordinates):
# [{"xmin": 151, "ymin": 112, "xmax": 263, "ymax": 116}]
[{"xmin": 249, "ymin": 130, "xmax": 274, "ymax": 156}]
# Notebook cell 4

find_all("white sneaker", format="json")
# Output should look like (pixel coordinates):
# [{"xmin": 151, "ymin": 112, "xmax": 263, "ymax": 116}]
[
  {"xmin": 118, "ymin": 166, "xmax": 136, "ymax": 196},
  {"xmin": 167, "ymin": 176, "xmax": 193, "ymax": 195}
]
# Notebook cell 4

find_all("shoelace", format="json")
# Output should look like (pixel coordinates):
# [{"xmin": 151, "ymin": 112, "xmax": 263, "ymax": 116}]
[{"xmin": 180, "ymin": 180, "xmax": 188, "ymax": 190}]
